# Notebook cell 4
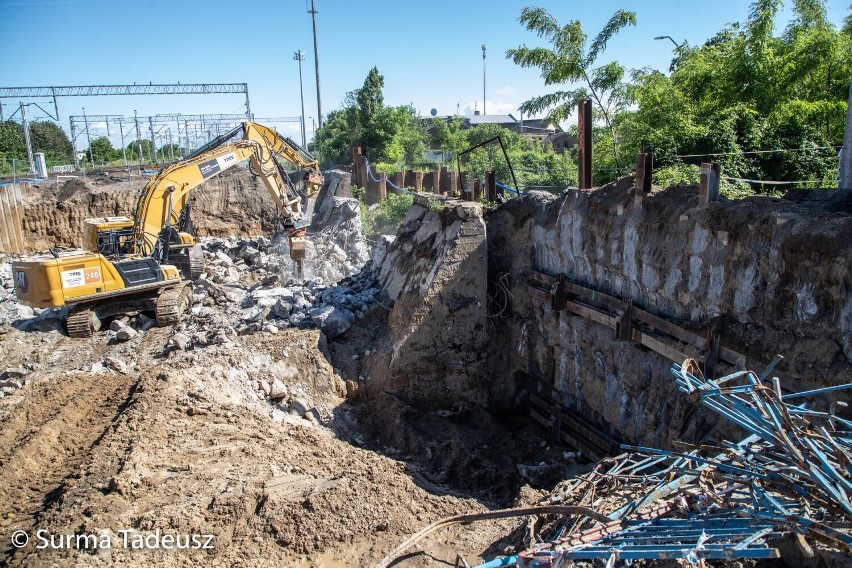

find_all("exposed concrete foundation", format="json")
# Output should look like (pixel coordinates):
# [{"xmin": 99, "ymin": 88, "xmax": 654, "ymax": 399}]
[
  {"xmin": 487, "ymin": 179, "xmax": 851, "ymax": 447},
  {"xmin": 366, "ymin": 194, "xmax": 488, "ymax": 410},
  {"xmin": 350, "ymin": 178, "xmax": 850, "ymax": 451}
]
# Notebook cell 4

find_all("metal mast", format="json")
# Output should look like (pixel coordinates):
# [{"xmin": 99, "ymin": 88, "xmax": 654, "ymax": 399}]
[{"xmin": 309, "ymin": 0, "xmax": 323, "ymax": 128}]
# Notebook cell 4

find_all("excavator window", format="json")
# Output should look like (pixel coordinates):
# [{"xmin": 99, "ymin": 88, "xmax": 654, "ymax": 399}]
[{"xmin": 97, "ymin": 228, "xmax": 135, "ymax": 258}]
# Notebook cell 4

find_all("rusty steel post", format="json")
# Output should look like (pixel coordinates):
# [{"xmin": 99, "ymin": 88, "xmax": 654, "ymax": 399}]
[
  {"xmin": 487, "ymin": 171, "xmax": 496, "ymax": 201},
  {"xmin": 700, "ymin": 162, "xmax": 721, "ymax": 205},
  {"xmin": 578, "ymin": 99, "xmax": 593, "ymax": 190},
  {"xmin": 377, "ymin": 175, "xmax": 387, "ymax": 201},
  {"xmin": 635, "ymin": 152, "xmax": 653, "ymax": 193}
]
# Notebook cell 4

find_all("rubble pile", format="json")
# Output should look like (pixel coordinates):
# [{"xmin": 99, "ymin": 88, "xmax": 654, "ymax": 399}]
[
  {"xmin": 0, "ymin": 170, "xmax": 377, "ymax": 345},
  {"xmin": 381, "ymin": 360, "xmax": 852, "ymax": 567},
  {"xmin": 169, "ymin": 233, "xmax": 377, "ymax": 348}
]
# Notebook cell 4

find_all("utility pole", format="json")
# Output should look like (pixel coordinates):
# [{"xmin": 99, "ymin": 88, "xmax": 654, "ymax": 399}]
[
  {"xmin": 148, "ymin": 117, "xmax": 157, "ymax": 164},
  {"xmin": 482, "ymin": 44, "xmax": 487, "ymax": 116},
  {"xmin": 119, "ymin": 121, "xmax": 128, "ymax": 170},
  {"xmin": 20, "ymin": 102, "xmax": 36, "ymax": 175},
  {"xmin": 82, "ymin": 107, "xmax": 94, "ymax": 169},
  {"xmin": 134, "ymin": 110, "xmax": 144, "ymax": 170},
  {"xmin": 308, "ymin": 0, "xmax": 323, "ymax": 129},
  {"xmin": 841, "ymin": 77, "xmax": 852, "ymax": 189},
  {"xmin": 294, "ymin": 50, "xmax": 307, "ymax": 148},
  {"xmin": 70, "ymin": 119, "xmax": 79, "ymax": 170}
]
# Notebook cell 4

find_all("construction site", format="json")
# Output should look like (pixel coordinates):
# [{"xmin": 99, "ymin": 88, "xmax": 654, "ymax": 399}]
[
  {"xmin": 1, "ymin": 1, "xmax": 852, "ymax": 567},
  {"xmin": 0, "ymin": 138, "xmax": 849, "ymax": 566}
]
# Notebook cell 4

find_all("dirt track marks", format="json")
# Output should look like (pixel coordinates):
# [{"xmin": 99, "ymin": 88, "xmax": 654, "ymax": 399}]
[{"xmin": 0, "ymin": 371, "xmax": 138, "ymax": 563}]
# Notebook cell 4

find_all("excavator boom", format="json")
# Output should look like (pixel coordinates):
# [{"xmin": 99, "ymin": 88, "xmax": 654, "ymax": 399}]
[
  {"xmin": 11, "ymin": 120, "xmax": 323, "ymax": 337},
  {"xmin": 132, "ymin": 121, "xmax": 322, "ymax": 260}
]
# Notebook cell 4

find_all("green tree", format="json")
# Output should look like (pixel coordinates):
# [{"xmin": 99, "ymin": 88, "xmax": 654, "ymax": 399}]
[
  {"xmin": 309, "ymin": 106, "xmax": 357, "ymax": 166},
  {"xmin": 310, "ymin": 67, "xmax": 428, "ymax": 169},
  {"xmin": 506, "ymin": 6, "xmax": 637, "ymax": 162},
  {"xmin": 0, "ymin": 120, "xmax": 25, "ymax": 158},
  {"xmin": 357, "ymin": 67, "xmax": 386, "ymax": 158},
  {"xmin": 610, "ymin": 0, "xmax": 850, "ymax": 189},
  {"xmin": 376, "ymin": 105, "xmax": 426, "ymax": 167},
  {"xmin": 454, "ymin": 123, "xmax": 577, "ymax": 191},
  {"xmin": 30, "ymin": 121, "xmax": 73, "ymax": 160},
  {"xmin": 126, "ymin": 139, "xmax": 153, "ymax": 162},
  {"xmin": 87, "ymin": 137, "xmax": 118, "ymax": 163}
]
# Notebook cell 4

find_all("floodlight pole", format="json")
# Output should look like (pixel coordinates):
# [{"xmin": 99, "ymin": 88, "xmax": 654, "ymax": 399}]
[
  {"xmin": 309, "ymin": 0, "xmax": 323, "ymax": 129},
  {"xmin": 482, "ymin": 44, "xmax": 487, "ymax": 116},
  {"xmin": 20, "ymin": 101, "xmax": 36, "ymax": 174},
  {"xmin": 82, "ymin": 107, "xmax": 94, "ymax": 169},
  {"xmin": 294, "ymin": 50, "xmax": 307, "ymax": 148}
]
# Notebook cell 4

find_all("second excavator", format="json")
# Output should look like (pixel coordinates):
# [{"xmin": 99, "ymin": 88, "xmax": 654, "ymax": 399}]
[{"xmin": 11, "ymin": 121, "xmax": 324, "ymax": 337}]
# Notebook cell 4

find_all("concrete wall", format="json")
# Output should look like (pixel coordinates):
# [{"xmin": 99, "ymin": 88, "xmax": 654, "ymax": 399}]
[
  {"xmin": 487, "ymin": 180, "xmax": 852, "ymax": 447},
  {"xmin": 366, "ymin": 194, "xmax": 488, "ymax": 410}
]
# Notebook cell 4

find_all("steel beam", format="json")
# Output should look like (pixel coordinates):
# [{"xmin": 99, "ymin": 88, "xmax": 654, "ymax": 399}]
[{"xmin": 0, "ymin": 83, "xmax": 248, "ymax": 98}]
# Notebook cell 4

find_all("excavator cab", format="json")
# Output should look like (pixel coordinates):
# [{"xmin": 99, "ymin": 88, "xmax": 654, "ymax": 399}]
[{"xmin": 83, "ymin": 217, "xmax": 136, "ymax": 257}]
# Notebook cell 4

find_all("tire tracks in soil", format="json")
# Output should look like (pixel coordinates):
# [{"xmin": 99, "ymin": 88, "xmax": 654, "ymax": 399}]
[{"xmin": 0, "ymin": 371, "xmax": 139, "ymax": 564}]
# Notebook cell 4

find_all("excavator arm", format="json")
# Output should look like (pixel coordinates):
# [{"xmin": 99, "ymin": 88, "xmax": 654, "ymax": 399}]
[{"xmin": 130, "ymin": 121, "xmax": 323, "ymax": 263}]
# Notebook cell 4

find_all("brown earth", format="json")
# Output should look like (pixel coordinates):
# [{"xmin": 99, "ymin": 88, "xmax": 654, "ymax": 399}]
[
  {"xmin": 16, "ymin": 168, "xmax": 282, "ymax": 252},
  {"xmin": 0, "ymin": 321, "xmax": 563, "ymax": 567}
]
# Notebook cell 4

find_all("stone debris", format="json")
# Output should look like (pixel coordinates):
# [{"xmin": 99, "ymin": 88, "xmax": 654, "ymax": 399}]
[
  {"xmin": 0, "ymin": 170, "xmax": 377, "ymax": 346},
  {"xmin": 168, "ymin": 235, "xmax": 378, "ymax": 350}
]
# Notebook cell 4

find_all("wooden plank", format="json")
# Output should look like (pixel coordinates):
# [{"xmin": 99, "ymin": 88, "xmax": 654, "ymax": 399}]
[
  {"xmin": 633, "ymin": 309, "xmax": 708, "ymax": 350},
  {"xmin": 530, "ymin": 408, "xmax": 549, "ymax": 428},
  {"xmin": 525, "ymin": 282, "xmax": 554, "ymax": 303},
  {"xmin": 719, "ymin": 346, "xmax": 746, "ymax": 367},
  {"xmin": 531, "ymin": 392, "xmax": 614, "ymax": 459},
  {"xmin": 0, "ymin": 187, "xmax": 16, "ymax": 252},
  {"xmin": 528, "ymin": 270, "xmax": 752, "ymax": 370},
  {"xmin": 561, "ymin": 411, "xmax": 619, "ymax": 454},
  {"xmin": 562, "ymin": 408, "xmax": 620, "ymax": 447},
  {"xmin": 0, "ymin": 188, "xmax": 10, "ymax": 251},
  {"xmin": 561, "ymin": 430, "xmax": 604, "ymax": 461},
  {"xmin": 632, "ymin": 329, "xmax": 693, "ymax": 365},
  {"xmin": 565, "ymin": 281, "xmax": 623, "ymax": 311},
  {"xmin": 10, "ymin": 184, "xmax": 25, "ymax": 253},
  {"xmin": 565, "ymin": 300, "xmax": 616, "ymax": 329}
]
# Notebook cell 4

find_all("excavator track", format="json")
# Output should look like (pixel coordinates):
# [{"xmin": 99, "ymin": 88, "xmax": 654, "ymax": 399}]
[
  {"xmin": 66, "ymin": 307, "xmax": 99, "ymax": 338},
  {"xmin": 172, "ymin": 245, "xmax": 205, "ymax": 280},
  {"xmin": 155, "ymin": 283, "xmax": 192, "ymax": 327},
  {"xmin": 187, "ymin": 245, "xmax": 205, "ymax": 279}
]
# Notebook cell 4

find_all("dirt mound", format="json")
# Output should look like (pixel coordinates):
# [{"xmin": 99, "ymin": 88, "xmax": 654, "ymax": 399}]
[
  {"xmin": 11, "ymin": 168, "xmax": 283, "ymax": 252},
  {"xmin": 55, "ymin": 178, "xmax": 88, "ymax": 202},
  {"xmin": 0, "ymin": 323, "xmax": 535, "ymax": 567}
]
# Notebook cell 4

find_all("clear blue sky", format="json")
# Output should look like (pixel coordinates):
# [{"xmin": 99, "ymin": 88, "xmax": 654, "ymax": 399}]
[{"xmin": 1, "ymin": 0, "xmax": 849, "ymax": 147}]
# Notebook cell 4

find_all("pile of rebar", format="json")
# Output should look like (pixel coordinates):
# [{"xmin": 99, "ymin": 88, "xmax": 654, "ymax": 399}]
[
  {"xmin": 502, "ymin": 359, "xmax": 852, "ymax": 566},
  {"xmin": 378, "ymin": 358, "xmax": 852, "ymax": 567}
]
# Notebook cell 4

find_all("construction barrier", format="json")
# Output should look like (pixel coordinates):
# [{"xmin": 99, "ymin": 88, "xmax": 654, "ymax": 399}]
[{"xmin": 0, "ymin": 184, "xmax": 26, "ymax": 253}]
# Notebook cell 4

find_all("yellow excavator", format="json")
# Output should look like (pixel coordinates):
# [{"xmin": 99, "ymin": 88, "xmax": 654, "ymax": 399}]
[{"xmin": 11, "ymin": 121, "xmax": 324, "ymax": 337}]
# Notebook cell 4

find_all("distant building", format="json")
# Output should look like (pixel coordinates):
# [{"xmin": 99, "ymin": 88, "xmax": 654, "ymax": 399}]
[{"xmin": 425, "ymin": 112, "xmax": 574, "ymax": 153}]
